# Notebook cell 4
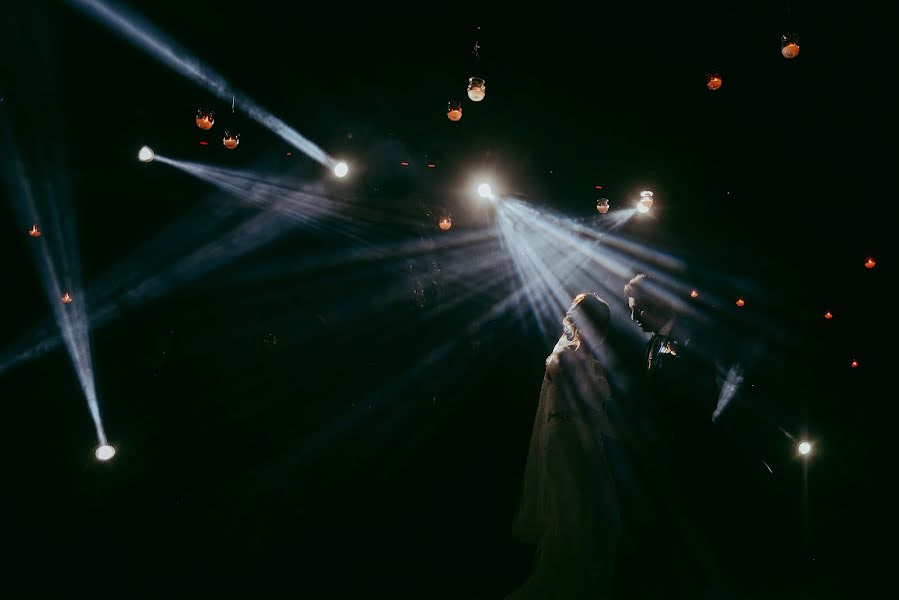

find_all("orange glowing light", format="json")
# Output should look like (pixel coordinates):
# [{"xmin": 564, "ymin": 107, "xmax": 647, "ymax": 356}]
[
  {"xmin": 735, "ymin": 297, "xmax": 745, "ymax": 307},
  {"xmin": 851, "ymin": 359, "xmax": 859, "ymax": 368},
  {"xmin": 222, "ymin": 131, "xmax": 240, "ymax": 150},
  {"xmin": 596, "ymin": 198, "xmax": 610, "ymax": 214},
  {"xmin": 824, "ymin": 311, "xmax": 833, "ymax": 320},
  {"xmin": 29, "ymin": 225, "xmax": 41, "ymax": 237},
  {"xmin": 690, "ymin": 290, "xmax": 699, "ymax": 298},
  {"xmin": 706, "ymin": 74, "xmax": 723, "ymax": 90},
  {"xmin": 447, "ymin": 101, "xmax": 462, "ymax": 122},
  {"xmin": 439, "ymin": 216, "xmax": 452, "ymax": 231},
  {"xmin": 865, "ymin": 257, "xmax": 876, "ymax": 269},
  {"xmin": 195, "ymin": 109, "xmax": 215, "ymax": 130},
  {"xmin": 61, "ymin": 292, "xmax": 73, "ymax": 304}
]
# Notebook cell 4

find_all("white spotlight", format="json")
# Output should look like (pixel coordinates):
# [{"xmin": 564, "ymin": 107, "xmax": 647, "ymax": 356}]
[
  {"xmin": 333, "ymin": 161, "xmax": 349, "ymax": 178},
  {"xmin": 138, "ymin": 146, "xmax": 155, "ymax": 163},
  {"xmin": 798, "ymin": 441, "xmax": 812, "ymax": 455},
  {"xmin": 95, "ymin": 444, "xmax": 116, "ymax": 461},
  {"xmin": 636, "ymin": 202, "xmax": 651, "ymax": 213},
  {"xmin": 477, "ymin": 183, "xmax": 494, "ymax": 200}
]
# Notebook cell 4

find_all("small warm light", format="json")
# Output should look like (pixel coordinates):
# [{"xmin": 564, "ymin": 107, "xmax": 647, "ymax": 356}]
[
  {"xmin": 864, "ymin": 257, "xmax": 876, "ymax": 269},
  {"xmin": 636, "ymin": 202, "xmax": 650, "ymax": 214},
  {"xmin": 781, "ymin": 34, "xmax": 800, "ymax": 59},
  {"xmin": 29, "ymin": 224, "xmax": 41, "ymax": 237},
  {"xmin": 690, "ymin": 289, "xmax": 699, "ymax": 298},
  {"xmin": 199, "ymin": 141, "xmax": 209, "ymax": 146},
  {"xmin": 851, "ymin": 359, "xmax": 859, "ymax": 368},
  {"xmin": 706, "ymin": 73, "xmax": 723, "ymax": 91},
  {"xmin": 595, "ymin": 185, "xmax": 603, "ymax": 190},
  {"xmin": 333, "ymin": 161, "xmax": 349, "ymax": 178},
  {"xmin": 639, "ymin": 190, "xmax": 654, "ymax": 208},
  {"xmin": 400, "ymin": 161, "xmax": 410, "ymax": 167},
  {"xmin": 286, "ymin": 151, "xmax": 293, "ymax": 157},
  {"xmin": 447, "ymin": 101, "xmax": 462, "ymax": 122},
  {"xmin": 467, "ymin": 77, "xmax": 486, "ymax": 102},
  {"xmin": 477, "ymin": 183, "xmax": 494, "ymax": 199},
  {"xmin": 439, "ymin": 216, "xmax": 452, "ymax": 231},
  {"xmin": 735, "ymin": 297, "xmax": 745, "ymax": 307},
  {"xmin": 797, "ymin": 441, "xmax": 812, "ymax": 455},
  {"xmin": 824, "ymin": 311, "xmax": 833, "ymax": 320},
  {"xmin": 195, "ymin": 109, "xmax": 215, "ymax": 130},
  {"xmin": 95, "ymin": 444, "xmax": 116, "ymax": 461},
  {"xmin": 222, "ymin": 131, "xmax": 240, "ymax": 150},
  {"xmin": 428, "ymin": 163, "xmax": 437, "ymax": 169},
  {"xmin": 596, "ymin": 198, "xmax": 610, "ymax": 214},
  {"xmin": 61, "ymin": 292, "xmax": 73, "ymax": 304},
  {"xmin": 137, "ymin": 146, "xmax": 155, "ymax": 163}
]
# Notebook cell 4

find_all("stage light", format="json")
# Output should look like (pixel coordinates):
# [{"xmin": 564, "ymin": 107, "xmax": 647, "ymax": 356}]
[
  {"xmin": 467, "ymin": 77, "xmax": 486, "ymax": 102},
  {"xmin": 196, "ymin": 108, "xmax": 214, "ymax": 130},
  {"xmin": 29, "ymin": 224, "xmax": 41, "ymax": 237},
  {"xmin": 706, "ymin": 73, "xmax": 722, "ymax": 90},
  {"xmin": 865, "ymin": 257, "xmax": 876, "ymax": 269},
  {"xmin": 439, "ymin": 216, "xmax": 452, "ymax": 230},
  {"xmin": 798, "ymin": 441, "xmax": 812, "ymax": 455},
  {"xmin": 596, "ymin": 198, "xmax": 610, "ymax": 214},
  {"xmin": 222, "ymin": 131, "xmax": 240, "ymax": 150},
  {"xmin": 636, "ymin": 202, "xmax": 650, "ymax": 214},
  {"xmin": 333, "ymin": 161, "xmax": 349, "ymax": 178},
  {"xmin": 138, "ymin": 146, "xmax": 155, "ymax": 163},
  {"xmin": 690, "ymin": 289, "xmax": 699, "ymax": 298},
  {"xmin": 735, "ymin": 297, "xmax": 745, "ymax": 307},
  {"xmin": 447, "ymin": 101, "xmax": 462, "ymax": 121},
  {"xmin": 781, "ymin": 33, "xmax": 800, "ymax": 59},
  {"xmin": 61, "ymin": 292, "xmax": 73, "ymax": 304},
  {"xmin": 477, "ymin": 183, "xmax": 494, "ymax": 200},
  {"xmin": 95, "ymin": 444, "xmax": 116, "ymax": 461}
]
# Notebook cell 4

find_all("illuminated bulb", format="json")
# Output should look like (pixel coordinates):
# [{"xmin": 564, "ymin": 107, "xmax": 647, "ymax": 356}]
[
  {"xmin": 333, "ymin": 162, "xmax": 349, "ymax": 178},
  {"xmin": 477, "ymin": 183, "xmax": 494, "ymax": 199},
  {"xmin": 864, "ymin": 257, "xmax": 876, "ymax": 269},
  {"xmin": 447, "ymin": 101, "xmax": 462, "ymax": 122},
  {"xmin": 196, "ymin": 109, "xmax": 214, "ymax": 130},
  {"xmin": 735, "ymin": 297, "xmax": 745, "ymax": 307},
  {"xmin": 137, "ymin": 146, "xmax": 155, "ymax": 163},
  {"xmin": 596, "ymin": 198, "xmax": 610, "ymax": 214},
  {"xmin": 61, "ymin": 292, "xmax": 73, "ymax": 304},
  {"xmin": 636, "ymin": 202, "xmax": 650, "ymax": 214},
  {"xmin": 95, "ymin": 444, "xmax": 116, "ymax": 461},
  {"xmin": 824, "ymin": 311, "xmax": 833, "ymax": 320},
  {"xmin": 439, "ymin": 216, "xmax": 452, "ymax": 231},
  {"xmin": 798, "ymin": 441, "xmax": 811, "ymax": 455},
  {"xmin": 690, "ymin": 290, "xmax": 699, "ymax": 298},
  {"xmin": 781, "ymin": 34, "xmax": 800, "ymax": 59},
  {"xmin": 706, "ymin": 73, "xmax": 722, "ymax": 90},
  {"xmin": 222, "ymin": 131, "xmax": 240, "ymax": 150},
  {"xmin": 467, "ymin": 77, "xmax": 486, "ymax": 102},
  {"xmin": 851, "ymin": 359, "xmax": 859, "ymax": 368},
  {"xmin": 639, "ymin": 190, "xmax": 654, "ymax": 208},
  {"xmin": 29, "ymin": 224, "xmax": 41, "ymax": 237}
]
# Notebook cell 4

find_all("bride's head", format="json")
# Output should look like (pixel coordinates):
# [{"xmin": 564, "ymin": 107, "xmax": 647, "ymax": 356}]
[{"xmin": 562, "ymin": 293, "xmax": 611, "ymax": 354}]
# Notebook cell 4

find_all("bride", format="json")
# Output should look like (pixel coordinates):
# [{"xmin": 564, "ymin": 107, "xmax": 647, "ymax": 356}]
[{"xmin": 509, "ymin": 293, "xmax": 621, "ymax": 599}]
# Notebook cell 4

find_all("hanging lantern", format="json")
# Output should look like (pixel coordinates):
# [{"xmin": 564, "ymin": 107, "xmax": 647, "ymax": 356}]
[
  {"xmin": 639, "ymin": 190, "xmax": 654, "ymax": 209},
  {"xmin": 467, "ymin": 77, "xmax": 486, "ymax": 102},
  {"xmin": 596, "ymin": 198, "xmax": 610, "ymax": 214},
  {"xmin": 824, "ymin": 311, "xmax": 833, "ymax": 320},
  {"xmin": 690, "ymin": 289, "xmax": 699, "ymax": 298},
  {"xmin": 781, "ymin": 33, "xmax": 800, "ymax": 59},
  {"xmin": 850, "ymin": 359, "xmax": 859, "ymax": 368},
  {"xmin": 28, "ymin": 224, "xmax": 41, "ymax": 237},
  {"xmin": 735, "ymin": 297, "xmax": 745, "ymax": 307},
  {"xmin": 706, "ymin": 73, "xmax": 723, "ymax": 91},
  {"xmin": 447, "ymin": 101, "xmax": 462, "ymax": 121},
  {"xmin": 439, "ymin": 216, "xmax": 452, "ymax": 231},
  {"xmin": 61, "ymin": 292, "xmax": 73, "ymax": 304},
  {"xmin": 864, "ymin": 257, "xmax": 876, "ymax": 269},
  {"xmin": 223, "ymin": 131, "xmax": 240, "ymax": 150},
  {"xmin": 195, "ymin": 108, "xmax": 215, "ymax": 130}
]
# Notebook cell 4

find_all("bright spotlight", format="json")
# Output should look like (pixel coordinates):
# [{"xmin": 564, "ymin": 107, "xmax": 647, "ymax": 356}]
[
  {"xmin": 798, "ymin": 441, "xmax": 812, "ymax": 455},
  {"xmin": 95, "ymin": 444, "xmax": 116, "ymax": 461},
  {"xmin": 333, "ymin": 161, "xmax": 349, "ymax": 178},
  {"xmin": 138, "ymin": 146, "xmax": 155, "ymax": 163},
  {"xmin": 477, "ymin": 183, "xmax": 494, "ymax": 200},
  {"xmin": 636, "ymin": 202, "xmax": 651, "ymax": 213}
]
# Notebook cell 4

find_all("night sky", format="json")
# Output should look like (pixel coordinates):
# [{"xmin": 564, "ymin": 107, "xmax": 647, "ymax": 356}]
[{"xmin": 1, "ymin": 1, "xmax": 892, "ymax": 596}]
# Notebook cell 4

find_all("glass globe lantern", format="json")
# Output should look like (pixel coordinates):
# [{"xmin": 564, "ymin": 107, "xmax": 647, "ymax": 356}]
[
  {"xmin": 781, "ymin": 33, "xmax": 800, "ymax": 59},
  {"xmin": 639, "ymin": 190, "xmax": 654, "ymax": 209},
  {"xmin": 467, "ymin": 77, "xmax": 486, "ymax": 102},
  {"xmin": 439, "ymin": 216, "xmax": 452, "ymax": 230},
  {"xmin": 196, "ymin": 108, "xmax": 215, "ymax": 130},
  {"xmin": 29, "ymin": 224, "xmax": 41, "ymax": 237},
  {"xmin": 447, "ymin": 101, "xmax": 462, "ymax": 122},
  {"xmin": 596, "ymin": 198, "xmax": 610, "ymax": 214},
  {"xmin": 223, "ymin": 131, "xmax": 240, "ymax": 150},
  {"xmin": 706, "ymin": 72, "xmax": 722, "ymax": 90}
]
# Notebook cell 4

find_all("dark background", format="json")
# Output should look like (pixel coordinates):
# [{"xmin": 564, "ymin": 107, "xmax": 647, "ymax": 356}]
[{"xmin": 1, "ymin": 1, "xmax": 892, "ymax": 595}]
